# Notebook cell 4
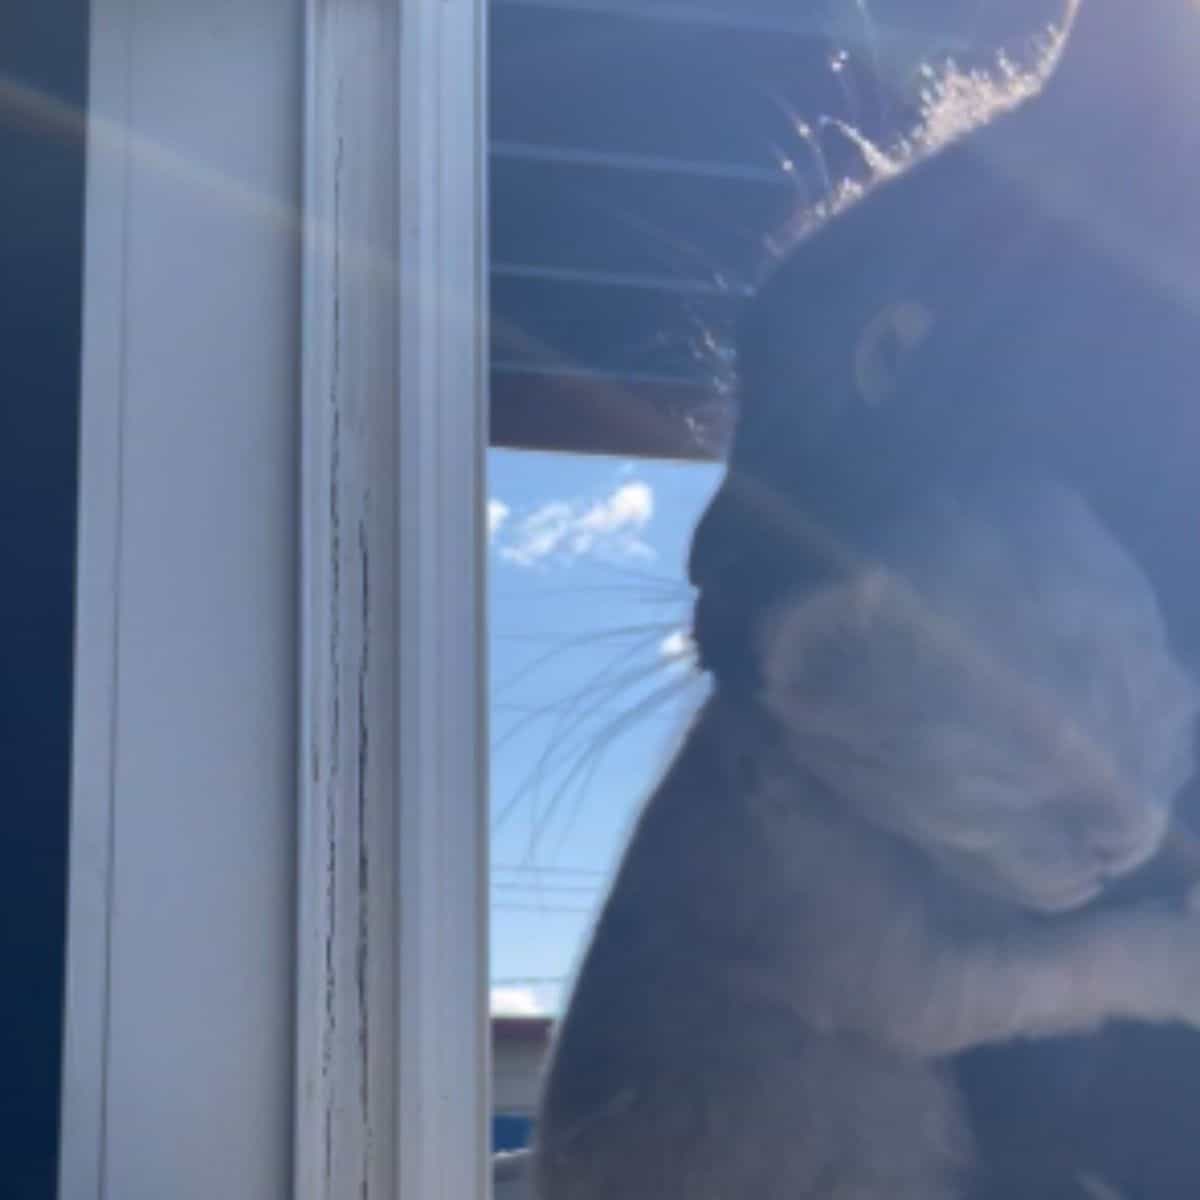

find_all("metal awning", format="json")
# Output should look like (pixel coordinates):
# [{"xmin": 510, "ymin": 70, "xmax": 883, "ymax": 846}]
[{"xmin": 488, "ymin": 0, "xmax": 1057, "ymax": 459}]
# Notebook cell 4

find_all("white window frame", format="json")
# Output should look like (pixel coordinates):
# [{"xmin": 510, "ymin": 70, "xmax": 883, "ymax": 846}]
[
  {"xmin": 295, "ymin": 0, "xmax": 490, "ymax": 1197},
  {"xmin": 58, "ymin": 1, "xmax": 489, "ymax": 1197}
]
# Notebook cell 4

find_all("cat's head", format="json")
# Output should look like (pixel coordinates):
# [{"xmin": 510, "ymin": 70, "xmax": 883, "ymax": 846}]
[
  {"xmin": 688, "ymin": 0, "xmax": 1200, "ymax": 690},
  {"xmin": 756, "ymin": 478, "xmax": 1200, "ymax": 913}
]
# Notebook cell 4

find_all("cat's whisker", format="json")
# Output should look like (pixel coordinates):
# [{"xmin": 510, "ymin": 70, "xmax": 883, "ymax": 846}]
[
  {"xmin": 491, "ymin": 629, "xmax": 678, "ymax": 768},
  {"xmin": 498, "ymin": 678, "xmax": 689, "ymax": 848},
  {"xmin": 561, "ymin": 557, "xmax": 687, "ymax": 589},
  {"xmin": 503, "ymin": 585, "xmax": 683, "ymax": 601},
  {"xmin": 493, "ymin": 621, "xmax": 683, "ymax": 698},
  {"xmin": 752, "ymin": 84, "xmax": 841, "ymax": 207},
  {"xmin": 492, "ymin": 638, "xmax": 693, "ymax": 832},
  {"xmin": 851, "ymin": 0, "xmax": 893, "ymax": 129},
  {"xmin": 535, "ymin": 674, "xmax": 701, "ymax": 862}
]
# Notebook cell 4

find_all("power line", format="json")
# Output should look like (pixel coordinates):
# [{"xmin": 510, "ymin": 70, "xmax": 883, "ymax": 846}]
[
  {"xmin": 493, "ymin": 904, "xmax": 594, "ymax": 914},
  {"xmin": 493, "ymin": 863, "xmax": 607, "ymax": 876},
  {"xmin": 491, "ymin": 975, "xmax": 568, "ymax": 986},
  {"xmin": 493, "ymin": 882, "xmax": 600, "ymax": 894}
]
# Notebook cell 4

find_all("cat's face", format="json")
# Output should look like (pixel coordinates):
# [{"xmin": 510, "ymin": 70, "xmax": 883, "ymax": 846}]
[
  {"xmin": 686, "ymin": 0, "xmax": 1200, "ymax": 910},
  {"xmin": 688, "ymin": 0, "xmax": 1200, "ymax": 692},
  {"xmin": 757, "ymin": 481, "xmax": 1200, "ymax": 913}
]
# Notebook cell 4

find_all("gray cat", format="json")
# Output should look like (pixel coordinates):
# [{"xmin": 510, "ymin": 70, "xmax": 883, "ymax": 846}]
[
  {"xmin": 533, "ymin": 480, "xmax": 1200, "ymax": 1200},
  {"xmin": 532, "ymin": 0, "xmax": 1200, "ymax": 1195}
]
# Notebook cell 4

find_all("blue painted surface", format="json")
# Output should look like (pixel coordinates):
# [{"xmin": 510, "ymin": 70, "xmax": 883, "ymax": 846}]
[{"xmin": 493, "ymin": 1114, "xmax": 535, "ymax": 1152}]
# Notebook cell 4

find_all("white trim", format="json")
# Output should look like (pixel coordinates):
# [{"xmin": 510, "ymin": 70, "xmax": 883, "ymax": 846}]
[
  {"xmin": 296, "ymin": 3, "xmax": 490, "ymax": 1200},
  {"xmin": 62, "ymin": 2, "xmax": 488, "ymax": 1194},
  {"xmin": 60, "ymin": 3, "xmax": 303, "ymax": 1196}
]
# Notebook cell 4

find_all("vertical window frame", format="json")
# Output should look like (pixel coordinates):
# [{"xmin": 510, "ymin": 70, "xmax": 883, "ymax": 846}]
[
  {"xmin": 296, "ymin": 1, "xmax": 491, "ymax": 1198},
  {"xmin": 60, "ymin": 1, "xmax": 490, "ymax": 1196}
]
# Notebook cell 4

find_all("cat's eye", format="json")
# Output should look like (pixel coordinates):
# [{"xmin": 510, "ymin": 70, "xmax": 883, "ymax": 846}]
[{"xmin": 853, "ymin": 300, "xmax": 935, "ymax": 408}]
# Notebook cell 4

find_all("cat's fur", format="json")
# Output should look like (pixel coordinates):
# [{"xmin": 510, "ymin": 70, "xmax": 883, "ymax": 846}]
[
  {"xmin": 535, "ymin": 1, "xmax": 1200, "ymax": 1197},
  {"xmin": 688, "ymin": 3, "xmax": 1200, "ymax": 1192},
  {"xmin": 534, "ymin": 481, "xmax": 1200, "ymax": 1200}
]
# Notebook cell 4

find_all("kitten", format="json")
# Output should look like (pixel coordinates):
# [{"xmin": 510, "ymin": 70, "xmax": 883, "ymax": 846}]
[
  {"xmin": 534, "ymin": 477, "xmax": 1200, "ymax": 1200},
  {"xmin": 533, "ymin": 1, "xmax": 1200, "ymax": 1195},
  {"xmin": 683, "ymin": 1, "xmax": 1200, "ymax": 1195}
]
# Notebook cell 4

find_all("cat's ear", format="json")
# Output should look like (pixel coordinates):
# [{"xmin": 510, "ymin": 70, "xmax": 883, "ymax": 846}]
[
  {"xmin": 978, "ymin": 0, "xmax": 1200, "ymax": 232},
  {"xmin": 1042, "ymin": 0, "xmax": 1200, "ymax": 105},
  {"xmin": 851, "ymin": 301, "xmax": 936, "ymax": 410},
  {"xmin": 730, "ymin": 195, "xmax": 952, "ymax": 453}
]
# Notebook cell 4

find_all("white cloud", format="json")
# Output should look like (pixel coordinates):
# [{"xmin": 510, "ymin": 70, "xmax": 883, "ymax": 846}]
[
  {"xmin": 488, "ymin": 499, "xmax": 511, "ymax": 540},
  {"xmin": 490, "ymin": 986, "xmax": 545, "ymax": 1017},
  {"xmin": 500, "ymin": 500, "xmax": 572, "ymax": 566},
  {"xmin": 659, "ymin": 629, "xmax": 697, "ymax": 674},
  {"xmin": 497, "ymin": 481, "xmax": 655, "ymax": 568},
  {"xmin": 659, "ymin": 629, "xmax": 693, "ymax": 661},
  {"xmin": 576, "ymin": 480, "xmax": 653, "ymax": 537}
]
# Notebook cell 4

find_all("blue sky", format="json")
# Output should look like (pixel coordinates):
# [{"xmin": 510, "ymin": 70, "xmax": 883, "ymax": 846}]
[{"xmin": 488, "ymin": 447, "xmax": 722, "ymax": 1016}]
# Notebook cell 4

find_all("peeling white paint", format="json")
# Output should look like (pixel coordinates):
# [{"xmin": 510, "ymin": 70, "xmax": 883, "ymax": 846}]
[{"xmin": 296, "ymin": 3, "xmax": 489, "ymax": 1199}]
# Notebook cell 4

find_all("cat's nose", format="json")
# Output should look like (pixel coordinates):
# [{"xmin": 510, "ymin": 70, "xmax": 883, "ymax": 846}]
[{"xmin": 1057, "ymin": 791, "xmax": 1158, "ymax": 875}]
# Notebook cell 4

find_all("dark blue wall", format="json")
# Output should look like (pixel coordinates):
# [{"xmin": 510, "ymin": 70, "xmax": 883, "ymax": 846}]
[{"xmin": 0, "ymin": 5, "xmax": 87, "ymax": 1198}]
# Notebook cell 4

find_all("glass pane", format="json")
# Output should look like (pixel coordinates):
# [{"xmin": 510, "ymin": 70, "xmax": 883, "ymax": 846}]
[
  {"xmin": 488, "ymin": 448, "xmax": 720, "ymax": 1149},
  {"xmin": 485, "ymin": 7, "xmax": 1200, "ymax": 1200}
]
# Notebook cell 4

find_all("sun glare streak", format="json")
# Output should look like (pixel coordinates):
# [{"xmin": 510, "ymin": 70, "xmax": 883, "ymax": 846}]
[{"xmin": 0, "ymin": 73, "xmax": 392, "ymax": 294}]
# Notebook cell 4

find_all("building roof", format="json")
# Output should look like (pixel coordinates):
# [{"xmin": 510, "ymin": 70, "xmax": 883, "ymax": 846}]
[{"xmin": 492, "ymin": 1015, "xmax": 555, "ymax": 1044}]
